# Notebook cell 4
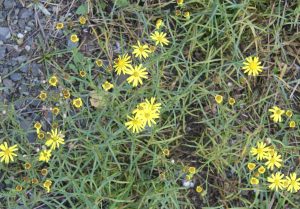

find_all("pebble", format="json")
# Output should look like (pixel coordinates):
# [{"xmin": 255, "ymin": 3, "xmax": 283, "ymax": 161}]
[
  {"xmin": 10, "ymin": 73, "xmax": 22, "ymax": 81},
  {"xmin": 3, "ymin": 0, "xmax": 15, "ymax": 9},
  {"xmin": 19, "ymin": 8, "xmax": 33, "ymax": 19},
  {"xmin": 3, "ymin": 79, "xmax": 14, "ymax": 88},
  {"xmin": 0, "ymin": 27, "xmax": 11, "ymax": 41},
  {"xmin": 20, "ymin": 64, "xmax": 29, "ymax": 73},
  {"xmin": 24, "ymin": 45, "xmax": 30, "ymax": 52},
  {"xmin": 0, "ymin": 46, "xmax": 6, "ymax": 59},
  {"xmin": 13, "ymin": 55, "xmax": 27, "ymax": 63},
  {"xmin": 17, "ymin": 33, "xmax": 24, "ymax": 39}
]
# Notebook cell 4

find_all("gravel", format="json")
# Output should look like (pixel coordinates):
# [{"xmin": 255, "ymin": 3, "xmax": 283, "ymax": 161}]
[
  {"xmin": 10, "ymin": 73, "xmax": 22, "ymax": 81},
  {"xmin": 0, "ymin": 46, "xmax": 6, "ymax": 59},
  {"xmin": 19, "ymin": 8, "xmax": 33, "ymax": 19},
  {"xmin": 3, "ymin": 0, "xmax": 15, "ymax": 10},
  {"xmin": 0, "ymin": 27, "xmax": 11, "ymax": 41},
  {"xmin": 3, "ymin": 78, "xmax": 14, "ymax": 88}
]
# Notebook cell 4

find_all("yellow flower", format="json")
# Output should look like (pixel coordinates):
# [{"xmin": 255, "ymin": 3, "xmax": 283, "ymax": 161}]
[
  {"xmin": 39, "ymin": 150, "xmax": 52, "ymax": 163},
  {"xmin": 196, "ymin": 185, "xmax": 203, "ymax": 193},
  {"xmin": 95, "ymin": 59, "xmax": 103, "ymax": 67},
  {"xmin": 285, "ymin": 173, "xmax": 300, "ymax": 193},
  {"xmin": 38, "ymin": 131, "xmax": 45, "ymax": 139},
  {"xmin": 267, "ymin": 172, "xmax": 285, "ymax": 191},
  {"xmin": 144, "ymin": 97, "xmax": 162, "ymax": 112},
  {"xmin": 70, "ymin": 34, "xmax": 79, "ymax": 43},
  {"xmin": 285, "ymin": 110, "xmax": 293, "ymax": 117},
  {"xmin": 162, "ymin": 149, "xmax": 170, "ymax": 157},
  {"xmin": 79, "ymin": 70, "xmax": 87, "ymax": 78},
  {"xmin": 0, "ymin": 142, "xmax": 18, "ymax": 164},
  {"xmin": 185, "ymin": 174, "xmax": 193, "ymax": 181},
  {"xmin": 228, "ymin": 97, "xmax": 236, "ymax": 106},
  {"xmin": 215, "ymin": 95, "xmax": 223, "ymax": 104},
  {"xmin": 125, "ymin": 115, "xmax": 145, "ymax": 133},
  {"xmin": 132, "ymin": 41, "xmax": 151, "ymax": 59},
  {"xmin": 136, "ymin": 105, "xmax": 160, "ymax": 127},
  {"xmin": 269, "ymin": 106, "xmax": 285, "ymax": 123},
  {"xmin": 149, "ymin": 45, "xmax": 156, "ymax": 53},
  {"xmin": 31, "ymin": 178, "xmax": 39, "ymax": 184},
  {"xmin": 177, "ymin": 0, "xmax": 184, "ymax": 5},
  {"xmin": 72, "ymin": 98, "xmax": 83, "ymax": 108},
  {"xmin": 188, "ymin": 166, "xmax": 196, "ymax": 174},
  {"xmin": 150, "ymin": 31, "xmax": 170, "ymax": 46},
  {"xmin": 247, "ymin": 163, "xmax": 256, "ymax": 171},
  {"xmin": 250, "ymin": 141, "xmax": 270, "ymax": 161},
  {"xmin": 24, "ymin": 162, "xmax": 31, "ymax": 170},
  {"xmin": 102, "ymin": 81, "xmax": 114, "ymax": 91},
  {"xmin": 289, "ymin": 121, "xmax": 296, "ymax": 128},
  {"xmin": 34, "ymin": 121, "xmax": 42, "ymax": 130},
  {"xmin": 183, "ymin": 11, "xmax": 190, "ymax": 19},
  {"xmin": 39, "ymin": 91, "xmax": 47, "ymax": 101},
  {"xmin": 250, "ymin": 177, "xmax": 259, "ymax": 185},
  {"xmin": 49, "ymin": 75, "xmax": 58, "ymax": 87},
  {"xmin": 175, "ymin": 10, "xmax": 181, "ymax": 16},
  {"xmin": 258, "ymin": 166, "xmax": 266, "ymax": 174},
  {"xmin": 242, "ymin": 56, "xmax": 263, "ymax": 76},
  {"xmin": 113, "ymin": 54, "xmax": 132, "ymax": 75},
  {"xmin": 16, "ymin": 185, "xmax": 23, "ymax": 191},
  {"xmin": 126, "ymin": 64, "xmax": 148, "ymax": 87},
  {"xmin": 56, "ymin": 22, "xmax": 64, "ymax": 30},
  {"xmin": 45, "ymin": 129, "xmax": 65, "ymax": 150},
  {"xmin": 62, "ymin": 89, "xmax": 71, "ymax": 99},
  {"xmin": 52, "ymin": 107, "xmax": 60, "ymax": 115},
  {"xmin": 43, "ymin": 179, "xmax": 52, "ymax": 193},
  {"xmin": 156, "ymin": 19, "xmax": 163, "ymax": 29},
  {"xmin": 265, "ymin": 152, "xmax": 282, "ymax": 170},
  {"xmin": 41, "ymin": 168, "xmax": 48, "ymax": 176},
  {"xmin": 79, "ymin": 16, "xmax": 87, "ymax": 25}
]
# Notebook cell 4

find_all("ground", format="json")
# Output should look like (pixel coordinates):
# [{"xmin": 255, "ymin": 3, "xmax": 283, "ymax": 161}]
[{"xmin": 0, "ymin": 0, "xmax": 299, "ymax": 209}]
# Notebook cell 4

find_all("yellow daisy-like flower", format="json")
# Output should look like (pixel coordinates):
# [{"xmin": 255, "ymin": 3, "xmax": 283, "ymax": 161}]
[
  {"xmin": 215, "ymin": 95, "xmax": 223, "ymax": 104},
  {"xmin": 265, "ymin": 152, "xmax": 282, "ymax": 170},
  {"xmin": 285, "ymin": 172, "xmax": 300, "ymax": 193},
  {"xmin": 79, "ymin": 16, "xmax": 87, "ymax": 25},
  {"xmin": 95, "ymin": 59, "xmax": 103, "ymax": 67},
  {"xmin": 113, "ymin": 54, "xmax": 132, "ymax": 75},
  {"xmin": 132, "ymin": 41, "xmax": 151, "ymax": 59},
  {"xmin": 45, "ymin": 129, "xmax": 65, "ymax": 150},
  {"xmin": 56, "ymin": 22, "xmax": 64, "ymax": 30},
  {"xmin": 150, "ymin": 31, "xmax": 170, "ymax": 46},
  {"xmin": 102, "ymin": 81, "xmax": 114, "ymax": 91},
  {"xmin": 24, "ymin": 162, "xmax": 31, "ymax": 170},
  {"xmin": 268, "ymin": 106, "xmax": 285, "ymax": 123},
  {"xmin": 228, "ymin": 97, "xmax": 236, "ymax": 106},
  {"xmin": 267, "ymin": 172, "xmax": 285, "ymax": 191},
  {"xmin": 289, "ymin": 121, "xmax": 296, "ymax": 128},
  {"xmin": 258, "ymin": 166, "xmax": 266, "ymax": 174},
  {"xmin": 247, "ymin": 163, "xmax": 256, "ymax": 171},
  {"xmin": 156, "ymin": 19, "xmax": 163, "ymax": 29},
  {"xmin": 188, "ymin": 166, "xmax": 196, "ymax": 174},
  {"xmin": 70, "ymin": 34, "xmax": 79, "ymax": 43},
  {"xmin": 78, "ymin": 70, "xmax": 86, "ymax": 77},
  {"xmin": 37, "ymin": 131, "xmax": 45, "ymax": 139},
  {"xmin": 41, "ymin": 168, "xmax": 48, "ymax": 176},
  {"xmin": 285, "ymin": 110, "xmax": 293, "ymax": 117},
  {"xmin": 162, "ymin": 149, "xmax": 170, "ymax": 157},
  {"xmin": 137, "ymin": 106, "xmax": 160, "ymax": 127},
  {"xmin": 0, "ymin": 142, "xmax": 18, "ymax": 164},
  {"xmin": 196, "ymin": 185, "xmax": 203, "ymax": 193},
  {"xmin": 250, "ymin": 177, "xmax": 259, "ymax": 185},
  {"xmin": 177, "ymin": 0, "xmax": 184, "ymax": 5},
  {"xmin": 16, "ymin": 185, "xmax": 23, "ymax": 191},
  {"xmin": 72, "ymin": 98, "xmax": 83, "ymax": 108},
  {"xmin": 49, "ymin": 75, "xmax": 58, "ymax": 87},
  {"xmin": 62, "ymin": 89, "xmax": 71, "ymax": 99},
  {"xmin": 242, "ymin": 56, "xmax": 263, "ymax": 76},
  {"xmin": 39, "ymin": 91, "xmax": 47, "ymax": 101},
  {"xmin": 250, "ymin": 141, "xmax": 270, "ymax": 161},
  {"xmin": 34, "ymin": 121, "xmax": 42, "ymax": 130},
  {"xmin": 125, "ymin": 115, "xmax": 145, "ymax": 133},
  {"xmin": 31, "ymin": 178, "xmax": 39, "ymax": 184},
  {"xmin": 184, "ymin": 11, "xmax": 190, "ymax": 19},
  {"xmin": 126, "ymin": 64, "xmax": 148, "ymax": 87},
  {"xmin": 52, "ymin": 107, "xmax": 60, "ymax": 115},
  {"xmin": 39, "ymin": 150, "xmax": 52, "ymax": 163},
  {"xmin": 43, "ymin": 179, "xmax": 52, "ymax": 193}
]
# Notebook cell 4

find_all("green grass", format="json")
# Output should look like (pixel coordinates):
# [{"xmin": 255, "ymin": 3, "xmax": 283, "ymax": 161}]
[{"xmin": 0, "ymin": 0, "xmax": 299, "ymax": 208}]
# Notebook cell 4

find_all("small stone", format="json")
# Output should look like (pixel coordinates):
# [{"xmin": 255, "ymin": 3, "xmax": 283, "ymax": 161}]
[
  {"xmin": 0, "ymin": 46, "xmax": 6, "ymax": 59},
  {"xmin": 17, "ymin": 33, "xmax": 24, "ymax": 39},
  {"xmin": 13, "ymin": 55, "xmax": 27, "ymax": 63},
  {"xmin": 10, "ymin": 73, "xmax": 22, "ymax": 81},
  {"xmin": 24, "ymin": 45, "xmax": 30, "ymax": 52},
  {"xmin": 4, "ymin": 0, "xmax": 15, "ymax": 9},
  {"xmin": 31, "ymin": 63, "xmax": 40, "ymax": 76},
  {"xmin": 19, "ymin": 8, "xmax": 33, "ymax": 19},
  {"xmin": 0, "ymin": 41, "xmax": 3, "ymax": 45},
  {"xmin": 3, "ymin": 79, "xmax": 14, "ymax": 88},
  {"xmin": 17, "ymin": 38, "xmax": 23, "ymax": 45},
  {"xmin": 0, "ymin": 27, "xmax": 11, "ymax": 41},
  {"xmin": 25, "ymin": 26, "xmax": 31, "ymax": 31},
  {"xmin": 20, "ymin": 64, "xmax": 29, "ymax": 73}
]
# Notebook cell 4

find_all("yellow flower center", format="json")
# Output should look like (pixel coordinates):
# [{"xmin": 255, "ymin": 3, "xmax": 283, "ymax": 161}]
[
  {"xmin": 249, "ymin": 62, "xmax": 258, "ymax": 70},
  {"xmin": 138, "ymin": 46, "xmax": 144, "ymax": 53},
  {"xmin": 257, "ymin": 147, "xmax": 263, "ymax": 155},
  {"xmin": 4, "ymin": 149, "xmax": 11, "ymax": 156},
  {"xmin": 275, "ymin": 109, "xmax": 281, "ymax": 115},
  {"xmin": 118, "ymin": 60, "xmax": 125, "ymax": 68},
  {"xmin": 133, "ymin": 71, "xmax": 140, "ymax": 77}
]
